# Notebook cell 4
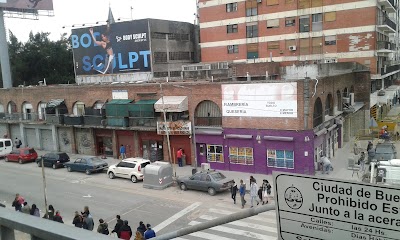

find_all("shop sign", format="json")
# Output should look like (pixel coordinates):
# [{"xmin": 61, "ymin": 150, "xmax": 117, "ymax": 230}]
[{"xmin": 157, "ymin": 121, "xmax": 192, "ymax": 135}]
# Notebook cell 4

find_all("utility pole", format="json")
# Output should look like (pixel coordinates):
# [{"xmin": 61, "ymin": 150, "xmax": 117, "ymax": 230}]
[
  {"xmin": 160, "ymin": 83, "xmax": 174, "ymax": 175},
  {"xmin": 41, "ymin": 157, "xmax": 48, "ymax": 217}
]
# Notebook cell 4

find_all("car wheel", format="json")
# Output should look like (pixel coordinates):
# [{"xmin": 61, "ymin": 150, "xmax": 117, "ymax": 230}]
[
  {"xmin": 18, "ymin": 158, "xmax": 23, "ymax": 164},
  {"xmin": 108, "ymin": 172, "xmax": 115, "ymax": 179},
  {"xmin": 208, "ymin": 187, "xmax": 216, "ymax": 196},
  {"xmin": 85, "ymin": 169, "xmax": 91, "ymax": 175},
  {"xmin": 52, "ymin": 164, "xmax": 56, "ymax": 169},
  {"xmin": 5, "ymin": 157, "xmax": 8, "ymax": 162},
  {"xmin": 131, "ymin": 175, "xmax": 138, "ymax": 183},
  {"xmin": 37, "ymin": 162, "xmax": 41, "ymax": 167},
  {"xmin": 67, "ymin": 166, "xmax": 72, "ymax": 172},
  {"xmin": 180, "ymin": 183, "xmax": 187, "ymax": 191}
]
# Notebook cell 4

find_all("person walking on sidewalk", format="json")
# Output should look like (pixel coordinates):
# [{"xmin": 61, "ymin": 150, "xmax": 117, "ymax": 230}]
[
  {"xmin": 318, "ymin": 155, "xmax": 333, "ymax": 174},
  {"xmin": 230, "ymin": 180, "xmax": 238, "ymax": 204},
  {"xmin": 120, "ymin": 144, "xmax": 126, "ymax": 160},
  {"xmin": 262, "ymin": 179, "xmax": 271, "ymax": 204},
  {"xmin": 239, "ymin": 179, "xmax": 246, "ymax": 209},
  {"xmin": 250, "ymin": 179, "xmax": 260, "ymax": 208},
  {"xmin": 177, "ymin": 148, "xmax": 183, "ymax": 167}
]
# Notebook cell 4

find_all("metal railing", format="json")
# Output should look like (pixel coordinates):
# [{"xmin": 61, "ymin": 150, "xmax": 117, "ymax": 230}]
[
  {"xmin": 377, "ymin": 41, "xmax": 395, "ymax": 51},
  {"xmin": 378, "ymin": 15, "xmax": 396, "ymax": 30},
  {"xmin": 0, "ymin": 113, "xmax": 46, "ymax": 122},
  {"xmin": 0, "ymin": 207, "xmax": 112, "ymax": 240},
  {"xmin": 381, "ymin": 64, "xmax": 400, "ymax": 75},
  {"xmin": 194, "ymin": 117, "xmax": 222, "ymax": 127}
]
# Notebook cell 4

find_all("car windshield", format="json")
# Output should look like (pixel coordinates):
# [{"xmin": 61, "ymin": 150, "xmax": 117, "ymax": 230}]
[
  {"xmin": 210, "ymin": 172, "xmax": 226, "ymax": 181},
  {"xmin": 376, "ymin": 146, "xmax": 394, "ymax": 154}
]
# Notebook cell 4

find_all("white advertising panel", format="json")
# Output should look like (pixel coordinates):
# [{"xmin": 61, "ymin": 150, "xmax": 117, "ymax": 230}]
[
  {"xmin": 112, "ymin": 90, "xmax": 128, "ymax": 100},
  {"xmin": 274, "ymin": 172, "xmax": 400, "ymax": 240},
  {"xmin": 221, "ymin": 83, "xmax": 297, "ymax": 118}
]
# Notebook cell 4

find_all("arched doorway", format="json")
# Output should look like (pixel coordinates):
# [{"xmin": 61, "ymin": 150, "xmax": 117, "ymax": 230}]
[
  {"xmin": 325, "ymin": 94, "xmax": 333, "ymax": 116},
  {"xmin": 194, "ymin": 100, "xmax": 222, "ymax": 126},
  {"xmin": 313, "ymin": 98, "xmax": 323, "ymax": 128},
  {"xmin": 21, "ymin": 101, "xmax": 33, "ymax": 120}
]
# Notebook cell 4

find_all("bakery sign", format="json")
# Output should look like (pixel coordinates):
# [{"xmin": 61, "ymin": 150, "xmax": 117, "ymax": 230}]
[{"xmin": 157, "ymin": 121, "xmax": 192, "ymax": 135}]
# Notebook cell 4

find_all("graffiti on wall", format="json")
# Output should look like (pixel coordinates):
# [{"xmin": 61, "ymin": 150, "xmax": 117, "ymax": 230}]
[
  {"xmin": 60, "ymin": 131, "xmax": 70, "ymax": 145},
  {"xmin": 79, "ymin": 133, "xmax": 92, "ymax": 149}
]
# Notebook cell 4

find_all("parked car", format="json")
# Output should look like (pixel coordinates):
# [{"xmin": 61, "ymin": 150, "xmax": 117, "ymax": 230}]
[
  {"xmin": 36, "ymin": 152, "xmax": 70, "ymax": 169},
  {"xmin": 373, "ymin": 142, "xmax": 397, "ymax": 161},
  {"xmin": 177, "ymin": 170, "xmax": 234, "ymax": 196},
  {"xmin": 5, "ymin": 148, "xmax": 38, "ymax": 164},
  {"xmin": 107, "ymin": 158, "xmax": 151, "ymax": 183},
  {"xmin": 65, "ymin": 157, "xmax": 108, "ymax": 175}
]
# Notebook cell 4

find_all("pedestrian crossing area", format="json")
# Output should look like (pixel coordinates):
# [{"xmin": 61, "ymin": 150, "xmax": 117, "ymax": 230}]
[{"xmin": 173, "ymin": 202, "xmax": 278, "ymax": 240}]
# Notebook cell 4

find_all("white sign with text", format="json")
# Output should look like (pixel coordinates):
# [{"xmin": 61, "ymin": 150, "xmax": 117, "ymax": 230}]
[{"xmin": 274, "ymin": 172, "xmax": 400, "ymax": 240}]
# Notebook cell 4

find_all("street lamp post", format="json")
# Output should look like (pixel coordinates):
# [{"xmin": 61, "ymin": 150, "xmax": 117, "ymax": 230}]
[
  {"xmin": 41, "ymin": 157, "xmax": 48, "ymax": 217},
  {"xmin": 159, "ymin": 83, "xmax": 174, "ymax": 175}
]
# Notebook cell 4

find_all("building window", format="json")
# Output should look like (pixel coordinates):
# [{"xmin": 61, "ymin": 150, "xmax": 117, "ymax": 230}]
[
  {"xmin": 267, "ymin": 149, "xmax": 294, "ymax": 169},
  {"xmin": 247, "ymin": 51, "xmax": 258, "ymax": 59},
  {"xmin": 286, "ymin": 39, "xmax": 296, "ymax": 49},
  {"xmin": 311, "ymin": 0, "xmax": 322, "ymax": 7},
  {"xmin": 154, "ymin": 52, "xmax": 167, "ymax": 63},
  {"xmin": 229, "ymin": 147, "xmax": 254, "ymax": 165},
  {"xmin": 266, "ymin": 0, "xmax": 279, "ymax": 5},
  {"xmin": 152, "ymin": 32, "xmax": 166, "ymax": 39},
  {"xmin": 227, "ymin": 24, "xmax": 238, "ymax": 33},
  {"xmin": 226, "ymin": 2, "xmax": 238, "ymax": 12},
  {"xmin": 267, "ymin": 41, "xmax": 280, "ymax": 50},
  {"xmin": 246, "ymin": 25, "xmax": 258, "ymax": 38},
  {"xmin": 312, "ymin": 13, "xmax": 322, "ymax": 32},
  {"xmin": 299, "ymin": 0, "xmax": 310, "ymax": 8},
  {"xmin": 153, "ymin": 72, "xmax": 168, "ymax": 78},
  {"xmin": 285, "ymin": 17, "xmax": 295, "ymax": 27},
  {"xmin": 227, "ymin": 45, "xmax": 239, "ymax": 54},
  {"xmin": 325, "ymin": 35, "xmax": 336, "ymax": 45},
  {"xmin": 169, "ymin": 71, "xmax": 181, "ymax": 77},
  {"xmin": 167, "ymin": 33, "xmax": 189, "ymax": 41},
  {"xmin": 246, "ymin": 7, "xmax": 257, "ymax": 16},
  {"xmin": 325, "ymin": 12, "xmax": 336, "ymax": 22},
  {"xmin": 312, "ymin": 37, "xmax": 322, "ymax": 54},
  {"xmin": 207, "ymin": 145, "xmax": 224, "ymax": 163},
  {"xmin": 169, "ymin": 52, "xmax": 190, "ymax": 61},
  {"xmin": 299, "ymin": 16, "xmax": 310, "ymax": 32},
  {"xmin": 300, "ymin": 38, "xmax": 310, "ymax": 55},
  {"xmin": 267, "ymin": 19, "xmax": 279, "ymax": 28}
]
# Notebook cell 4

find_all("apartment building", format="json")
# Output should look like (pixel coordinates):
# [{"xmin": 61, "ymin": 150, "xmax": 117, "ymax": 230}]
[{"xmin": 198, "ymin": 0, "xmax": 400, "ymax": 90}]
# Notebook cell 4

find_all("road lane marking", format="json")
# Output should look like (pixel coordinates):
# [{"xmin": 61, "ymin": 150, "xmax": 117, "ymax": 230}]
[
  {"xmin": 199, "ymin": 215, "xmax": 277, "ymax": 233},
  {"xmin": 208, "ymin": 208, "xmax": 276, "ymax": 223},
  {"xmin": 153, "ymin": 202, "xmax": 202, "ymax": 232},
  {"xmin": 189, "ymin": 231, "xmax": 235, "ymax": 240}
]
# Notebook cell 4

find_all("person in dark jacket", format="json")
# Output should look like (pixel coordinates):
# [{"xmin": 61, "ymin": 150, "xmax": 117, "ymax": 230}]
[
  {"xmin": 112, "ymin": 215, "xmax": 124, "ymax": 237},
  {"xmin": 72, "ymin": 211, "xmax": 83, "ymax": 228},
  {"xmin": 97, "ymin": 218, "xmax": 109, "ymax": 235},
  {"xmin": 119, "ymin": 220, "xmax": 133, "ymax": 240},
  {"xmin": 30, "ymin": 204, "xmax": 40, "ymax": 217},
  {"xmin": 137, "ymin": 221, "xmax": 147, "ymax": 236},
  {"xmin": 230, "ymin": 180, "xmax": 238, "ymax": 204},
  {"xmin": 12, "ymin": 196, "xmax": 21, "ymax": 212},
  {"xmin": 81, "ymin": 206, "xmax": 90, "ymax": 217},
  {"xmin": 144, "ymin": 224, "xmax": 156, "ymax": 239},
  {"xmin": 82, "ymin": 213, "xmax": 94, "ymax": 231},
  {"xmin": 53, "ymin": 211, "xmax": 64, "ymax": 223},
  {"xmin": 43, "ymin": 205, "xmax": 55, "ymax": 220}
]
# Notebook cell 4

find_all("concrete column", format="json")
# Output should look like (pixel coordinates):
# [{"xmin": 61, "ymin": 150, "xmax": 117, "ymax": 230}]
[
  {"xmin": 51, "ymin": 125, "xmax": 59, "ymax": 151},
  {"xmin": 0, "ymin": 225, "xmax": 15, "ymax": 240},
  {"xmin": 70, "ymin": 127, "xmax": 77, "ymax": 154},
  {"xmin": 133, "ymin": 131, "xmax": 139, "ymax": 157},
  {"xmin": 19, "ymin": 123, "xmax": 26, "ymax": 148},
  {"xmin": 35, "ymin": 128, "xmax": 41, "ymax": 150},
  {"xmin": 0, "ymin": 10, "xmax": 12, "ymax": 89},
  {"xmin": 112, "ymin": 130, "xmax": 117, "ymax": 159}
]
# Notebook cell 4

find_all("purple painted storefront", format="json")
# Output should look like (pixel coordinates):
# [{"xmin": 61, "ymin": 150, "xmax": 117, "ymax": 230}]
[{"xmin": 196, "ymin": 128, "xmax": 315, "ymax": 174}]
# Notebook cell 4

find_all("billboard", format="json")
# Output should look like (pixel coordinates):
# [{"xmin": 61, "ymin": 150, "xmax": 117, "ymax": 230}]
[
  {"xmin": 0, "ymin": 0, "xmax": 53, "ymax": 10},
  {"xmin": 71, "ymin": 19, "xmax": 151, "ymax": 76},
  {"xmin": 221, "ymin": 83, "xmax": 297, "ymax": 118}
]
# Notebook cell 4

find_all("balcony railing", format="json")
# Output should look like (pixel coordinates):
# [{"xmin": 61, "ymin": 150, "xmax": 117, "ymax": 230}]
[
  {"xmin": 379, "ymin": 0, "xmax": 397, "ymax": 12},
  {"xmin": 0, "ymin": 113, "xmax": 46, "ymax": 122},
  {"xmin": 377, "ymin": 41, "xmax": 395, "ymax": 51},
  {"xmin": 195, "ymin": 117, "xmax": 222, "ymax": 127},
  {"xmin": 380, "ymin": 64, "xmax": 400, "ymax": 75},
  {"xmin": 378, "ymin": 15, "xmax": 396, "ymax": 31}
]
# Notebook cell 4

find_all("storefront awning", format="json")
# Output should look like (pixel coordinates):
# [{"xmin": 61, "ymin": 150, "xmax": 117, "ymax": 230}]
[
  {"xmin": 106, "ymin": 99, "xmax": 133, "ymax": 105},
  {"xmin": 46, "ymin": 99, "xmax": 65, "ymax": 108},
  {"xmin": 128, "ymin": 100, "xmax": 157, "ymax": 117},
  {"xmin": 154, "ymin": 96, "xmax": 188, "ymax": 112}
]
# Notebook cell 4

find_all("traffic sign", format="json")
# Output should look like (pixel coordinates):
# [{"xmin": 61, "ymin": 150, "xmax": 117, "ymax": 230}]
[{"xmin": 274, "ymin": 172, "xmax": 400, "ymax": 240}]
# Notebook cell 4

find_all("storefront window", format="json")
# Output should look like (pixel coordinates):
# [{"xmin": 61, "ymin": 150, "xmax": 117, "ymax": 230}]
[
  {"xmin": 207, "ymin": 145, "xmax": 224, "ymax": 163},
  {"xmin": 267, "ymin": 149, "xmax": 294, "ymax": 169},
  {"xmin": 229, "ymin": 147, "xmax": 254, "ymax": 165}
]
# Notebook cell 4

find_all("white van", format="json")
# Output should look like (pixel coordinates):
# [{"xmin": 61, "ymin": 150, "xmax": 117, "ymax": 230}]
[
  {"xmin": 376, "ymin": 159, "xmax": 400, "ymax": 185},
  {"xmin": 0, "ymin": 138, "xmax": 13, "ymax": 158}
]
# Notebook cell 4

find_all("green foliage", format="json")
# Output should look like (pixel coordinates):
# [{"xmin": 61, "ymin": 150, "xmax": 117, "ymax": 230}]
[{"xmin": 1, "ymin": 30, "xmax": 75, "ymax": 88}]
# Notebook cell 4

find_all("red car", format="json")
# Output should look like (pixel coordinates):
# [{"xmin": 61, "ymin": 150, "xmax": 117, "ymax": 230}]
[{"xmin": 5, "ymin": 148, "xmax": 38, "ymax": 164}]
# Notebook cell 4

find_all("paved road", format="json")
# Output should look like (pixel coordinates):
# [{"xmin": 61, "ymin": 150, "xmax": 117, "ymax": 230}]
[{"xmin": 0, "ymin": 158, "xmax": 277, "ymax": 239}]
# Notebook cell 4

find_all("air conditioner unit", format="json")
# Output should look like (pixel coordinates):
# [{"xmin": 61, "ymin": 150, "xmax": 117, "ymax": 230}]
[
  {"xmin": 257, "ymin": 0, "xmax": 262, "ymax": 2},
  {"xmin": 342, "ymin": 97, "xmax": 350, "ymax": 104},
  {"xmin": 201, "ymin": 163, "xmax": 210, "ymax": 171},
  {"xmin": 349, "ymin": 93, "xmax": 355, "ymax": 105},
  {"xmin": 289, "ymin": 46, "xmax": 297, "ymax": 51}
]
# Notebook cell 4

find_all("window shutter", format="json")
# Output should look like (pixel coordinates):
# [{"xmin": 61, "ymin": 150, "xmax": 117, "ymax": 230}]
[{"xmin": 325, "ymin": 12, "xmax": 336, "ymax": 22}]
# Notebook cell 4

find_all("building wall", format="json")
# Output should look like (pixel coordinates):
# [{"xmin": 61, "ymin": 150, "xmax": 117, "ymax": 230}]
[{"xmin": 58, "ymin": 127, "xmax": 73, "ymax": 153}]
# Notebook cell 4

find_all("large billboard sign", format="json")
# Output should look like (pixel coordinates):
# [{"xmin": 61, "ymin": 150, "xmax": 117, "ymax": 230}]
[
  {"xmin": 274, "ymin": 172, "xmax": 400, "ymax": 240},
  {"xmin": 221, "ymin": 83, "xmax": 297, "ymax": 118},
  {"xmin": 0, "ymin": 0, "xmax": 53, "ymax": 10},
  {"xmin": 71, "ymin": 19, "xmax": 151, "ymax": 76}
]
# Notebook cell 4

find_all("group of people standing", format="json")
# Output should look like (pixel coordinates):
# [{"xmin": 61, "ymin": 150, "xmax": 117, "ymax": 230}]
[
  {"xmin": 231, "ymin": 177, "xmax": 271, "ymax": 209},
  {"xmin": 111, "ymin": 215, "xmax": 156, "ymax": 240}
]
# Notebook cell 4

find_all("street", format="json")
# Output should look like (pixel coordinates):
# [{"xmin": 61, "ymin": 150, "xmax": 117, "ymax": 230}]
[{"xmin": 0, "ymin": 158, "xmax": 277, "ymax": 239}]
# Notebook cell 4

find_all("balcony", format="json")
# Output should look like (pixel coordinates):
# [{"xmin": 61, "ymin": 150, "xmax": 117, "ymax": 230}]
[
  {"xmin": 378, "ymin": 0, "xmax": 396, "ymax": 13},
  {"xmin": 380, "ymin": 64, "xmax": 400, "ymax": 76},
  {"xmin": 377, "ymin": 15, "xmax": 396, "ymax": 33},
  {"xmin": 129, "ymin": 117, "xmax": 157, "ymax": 128},
  {"xmin": 195, "ymin": 117, "xmax": 222, "ymax": 127},
  {"xmin": 0, "ymin": 113, "xmax": 46, "ymax": 123},
  {"xmin": 377, "ymin": 41, "xmax": 395, "ymax": 55}
]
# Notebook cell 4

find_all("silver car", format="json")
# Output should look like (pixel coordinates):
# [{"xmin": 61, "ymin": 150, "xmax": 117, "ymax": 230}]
[{"xmin": 177, "ymin": 170, "xmax": 234, "ymax": 196}]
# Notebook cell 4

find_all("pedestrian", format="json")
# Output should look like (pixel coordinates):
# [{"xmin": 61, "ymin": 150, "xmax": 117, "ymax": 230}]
[
  {"xmin": 112, "ymin": 214, "xmax": 124, "ymax": 237},
  {"xmin": 30, "ymin": 204, "xmax": 40, "ymax": 217},
  {"xmin": 15, "ymin": 193, "xmax": 24, "ymax": 205},
  {"xmin": 250, "ymin": 179, "xmax": 259, "ymax": 208},
  {"xmin": 21, "ymin": 202, "xmax": 31, "ymax": 214},
  {"xmin": 119, "ymin": 220, "xmax": 133, "ymax": 240},
  {"xmin": 239, "ymin": 179, "xmax": 247, "ymax": 209},
  {"xmin": 97, "ymin": 218, "xmax": 109, "ymax": 235},
  {"xmin": 73, "ymin": 211, "xmax": 83, "ymax": 228},
  {"xmin": 81, "ymin": 206, "xmax": 91, "ymax": 217},
  {"xmin": 177, "ymin": 148, "xmax": 183, "ymax": 167},
  {"xmin": 367, "ymin": 141, "xmax": 373, "ymax": 152},
  {"xmin": 318, "ymin": 155, "xmax": 333, "ymax": 174},
  {"xmin": 12, "ymin": 196, "xmax": 21, "ymax": 212},
  {"xmin": 43, "ymin": 205, "xmax": 55, "ymax": 220},
  {"xmin": 250, "ymin": 176, "xmax": 255, "ymax": 186},
  {"xmin": 14, "ymin": 137, "xmax": 22, "ymax": 149},
  {"xmin": 262, "ymin": 179, "xmax": 271, "ymax": 204},
  {"xmin": 83, "ymin": 213, "xmax": 94, "ymax": 231},
  {"xmin": 53, "ymin": 210, "xmax": 64, "ymax": 223},
  {"xmin": 358, "ymin": 152, "xmax": 366, "ymax": 171},
  {"xmin": 137, "ymin": 221, "xmax": 147, "ymax": 236},
  {"xmin": 230, "ymin": 180, "xmax": 238, "ymax": 204},
  {"xmin": 144, "ymin": 224, "xmax": 156, "ymax": 239},
  {"xmin": 135, "ymin": 230, "xmax": 145, "ymax": 240},
  {"xmin": 120, "ymin": 144, "xmax": 126, "ymax": 160}
]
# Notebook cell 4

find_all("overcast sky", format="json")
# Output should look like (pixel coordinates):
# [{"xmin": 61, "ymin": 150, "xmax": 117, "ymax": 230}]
[{"xmin": 5, "ymin": 0, "xmax": 197, "ymax": 42}]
